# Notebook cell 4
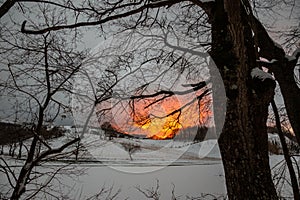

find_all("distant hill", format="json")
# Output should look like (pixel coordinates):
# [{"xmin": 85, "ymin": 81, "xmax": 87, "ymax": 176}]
[{"xmin": 0, "ymin": 121, "xmax": 65, "ymax": 145}]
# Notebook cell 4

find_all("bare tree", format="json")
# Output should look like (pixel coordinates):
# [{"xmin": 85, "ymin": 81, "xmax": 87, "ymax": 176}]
[
  {"xmin": 0, "ymin": 0, "xmax": 298, "ymax": 199},
  {"xmin": 251, "ymin": 0, "xmax": 300, "ymax": 145},
  {"xmin": 120, "ymin": 142, "xmax": 141, "ymax": 161},
  {"xmin": 0, "ymin": 5, "xmax": 87, "ymax": 199},
  {"xmin": 136, "ymin": 180, "xmax": 226, "ymax": 200},
  {"xmin": 136, "ymin": 180, "xmax": 161, "ymax": 200},
  {"xmin": 85, "ymin": 184, "xmax": 121, "ymax": 200},
  {"xmin": 271, "ymin": 99, "xmax": 299, "ymax": 200}
]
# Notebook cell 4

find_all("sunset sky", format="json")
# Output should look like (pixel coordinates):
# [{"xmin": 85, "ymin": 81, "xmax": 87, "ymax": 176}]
[{"xmin": 96, "ymin": 87, "xmax": 212, "ymax": 139}]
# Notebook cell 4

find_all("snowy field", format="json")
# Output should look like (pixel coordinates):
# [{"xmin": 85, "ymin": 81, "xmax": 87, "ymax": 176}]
[
  {"xmin": 80, "ymin": 133, "xmax": 221, "ymax": 167},
  {"xmin": 0, "ymin": 159, "xmax": 226, "ymax": 199},
  {"xmin": 1, "ymin": 132, "xmax": 227, "ymax": 199},
  {"xmin": 0, "ymin": 131, "xmax": 298, "ymax": 199}
]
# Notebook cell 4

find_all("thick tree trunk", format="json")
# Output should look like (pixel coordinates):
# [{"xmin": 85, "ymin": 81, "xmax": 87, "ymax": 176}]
[
  {"xmin": 253, "ymin": 16, "xmax": 300, "ymax": 145},
  {"xmin": 272, "ymin": 62, "xmax": 300, "ymax": 145},
  {"xmin": 211, "ymin": 0, "xmax": 278, "ymax": 199}
]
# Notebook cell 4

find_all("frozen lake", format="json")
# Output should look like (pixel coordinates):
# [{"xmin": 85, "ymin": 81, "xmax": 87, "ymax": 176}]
[
  {"xmin": 0, "ymin": 160, "xmax": 226, "ymax": 199},
  {"xmin": 55, "ymin": 162, "xmax": 226, "ymax": 199},
  {"xmin": 0, "ymin": 135, "xmax": 227, "ymax": 199},
  {"xmin": 0, "ymin": 132, "xmax": 296, "ymax": 199}
]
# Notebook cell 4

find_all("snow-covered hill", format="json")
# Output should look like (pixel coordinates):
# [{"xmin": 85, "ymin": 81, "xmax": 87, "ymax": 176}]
[{"xmin": 80, "ymin": 133, "xmax": 221, "ymax": 166}]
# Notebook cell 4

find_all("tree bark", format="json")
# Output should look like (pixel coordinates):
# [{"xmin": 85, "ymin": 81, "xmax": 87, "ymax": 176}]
[
  {"xmin": 11, "ymin": 136, "xmax": 38, "ymax": 200},
  {"xmin": 272, "ymin": 62, "xmax": 300, "ymax": 145},
  {"xmin": 253, "ymin": 16, "xmax": 300, "ymax": 145},
  {"xmin": 210, "ymin": 0, "xmax": 278, "ymax": 199}
]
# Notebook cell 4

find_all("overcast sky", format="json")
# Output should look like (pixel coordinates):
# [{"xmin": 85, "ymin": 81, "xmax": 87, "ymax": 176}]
[{"xmin": 0, "ymin": 1, "xmax": 298, "ymax": 127}]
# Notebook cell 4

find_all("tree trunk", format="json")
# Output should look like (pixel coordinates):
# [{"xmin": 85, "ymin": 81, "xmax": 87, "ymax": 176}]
[
  {"xmin": 11, "ymin": 136, "xmax": 38, "ymax": 200},
  {"xmin": 253, "ymin": 16, "xmax": 300, "ymax": 145},
  {"xmin": 272, "ymin": 62, "xmax": 300, "ymax": 145},
  {"xmin": 17, "ymin": 141, "xmax": 22, "ymax": 159},
  {"xmin": 211, "ymin": 0, "xmax": 278, "ymax": 199},
  {"xmin": 271, "ymin": 99, "xmax": 300, "ymax": 200}
]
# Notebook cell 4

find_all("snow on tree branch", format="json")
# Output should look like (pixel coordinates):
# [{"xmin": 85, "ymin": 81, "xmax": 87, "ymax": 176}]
[
  {"xmin": 251, "ymin": 67, "xmax": 275, "ymax": 81},
  {"xmin": 286, "ymin": 48, "xmax": 300, "ymax": 62}
]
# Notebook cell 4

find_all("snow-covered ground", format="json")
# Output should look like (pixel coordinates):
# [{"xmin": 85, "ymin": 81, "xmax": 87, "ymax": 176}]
[
  {"xmin": 0, "ymin": 131, "xmax": 299, "ymax": 199},
  {"xmin": 0, "ymin": 128, "xmax": 222, "ymax": 166},
  {"xmin": 0, "ymin": 158, "xmax": 226, "ymax": 199},
  {"xmin": 0, "ymin": 132, "xmax": 226, "ymax": 199},
  {"xmin": 80, "ymin": 133, "xmax": 221, "ymax": 167}
]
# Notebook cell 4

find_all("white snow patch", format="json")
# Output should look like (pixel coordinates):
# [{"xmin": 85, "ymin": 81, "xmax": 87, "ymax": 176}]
[
  {"xmin": 285, "ymin": 48, "xmax": 300, "ymax": 61},
  {"xmin": 80, "ymin": 135, "xmax": 221, "ymax": 165},
  {"xmin": 285, "ymin": 55, "xmax": 295, "ymax": 61},
  {"xmin": 273, "ymin": 40, "xmax": 283, "ymax": 50},
  {"xmin": 292, "ymin": 48, "xmax": 300, "ymax": 57},
  {"xmin": 268, "ymin": 132, "xmax": 293, "ymax": 142},
  {"xmin": 270, "ymin": 154, "xmax": 300, "ymax": 198},
  {"xmin": 188, "ymin": 139, "xmax": 221, "ymax": 159},
  {"xmin": 251, "ymin": 67, "xmax": 275, "ymax": 81},
  {"xmin": 257, "ymin": 58, "xmax": 278, "ymax": 64}
]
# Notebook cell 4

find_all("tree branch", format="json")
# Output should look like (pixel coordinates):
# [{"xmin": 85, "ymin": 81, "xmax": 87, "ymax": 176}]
[
  {"xmin": 0, "ymin": 0, "xmax": 16, "ymax": 19},
  {"xmin": 150, "ymin": 88, "xmax": 211, "ymax": 119},
  {"xmin": 33, "ymin": 137, "xmax": 80, "ymax": 165},
  {"xmin": 253, "ymin": 16, "xmax": 286, "ymax": 62},
  {"xmin": 188, "ymin": 0, "xmax": 214, "ymax": 22},
  {"xmin": 0, "ymin": 157, "xmax": 17, "ymax": 188},
  {"xmin": 21, "ymin": 0, "xmax": 183, "ymax": 34},
  {"xmin": 129, "ymin": 80, "xmax": 208, "ymax": 100}
]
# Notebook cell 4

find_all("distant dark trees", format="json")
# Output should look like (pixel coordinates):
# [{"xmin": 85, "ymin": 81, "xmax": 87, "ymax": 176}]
[
  {"xmin": 174, "ymin": 126, "xmax": 209, "ymax": 142},
  {"xmin": 100, "ymin": 122, "xmax": 117, "ymax": 140},
  {"xmin": 100, "ymin": 122, "xmax": 134, "ymax": 140},
  {"xmin": 0, "ymin": 122, "xmax": 65, "ymax": 158}
]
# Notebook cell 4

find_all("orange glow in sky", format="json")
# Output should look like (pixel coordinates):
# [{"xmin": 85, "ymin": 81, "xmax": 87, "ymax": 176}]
[{"xmin": 96, "ymin": 90, "xmax": 212, "ymax": 139}]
